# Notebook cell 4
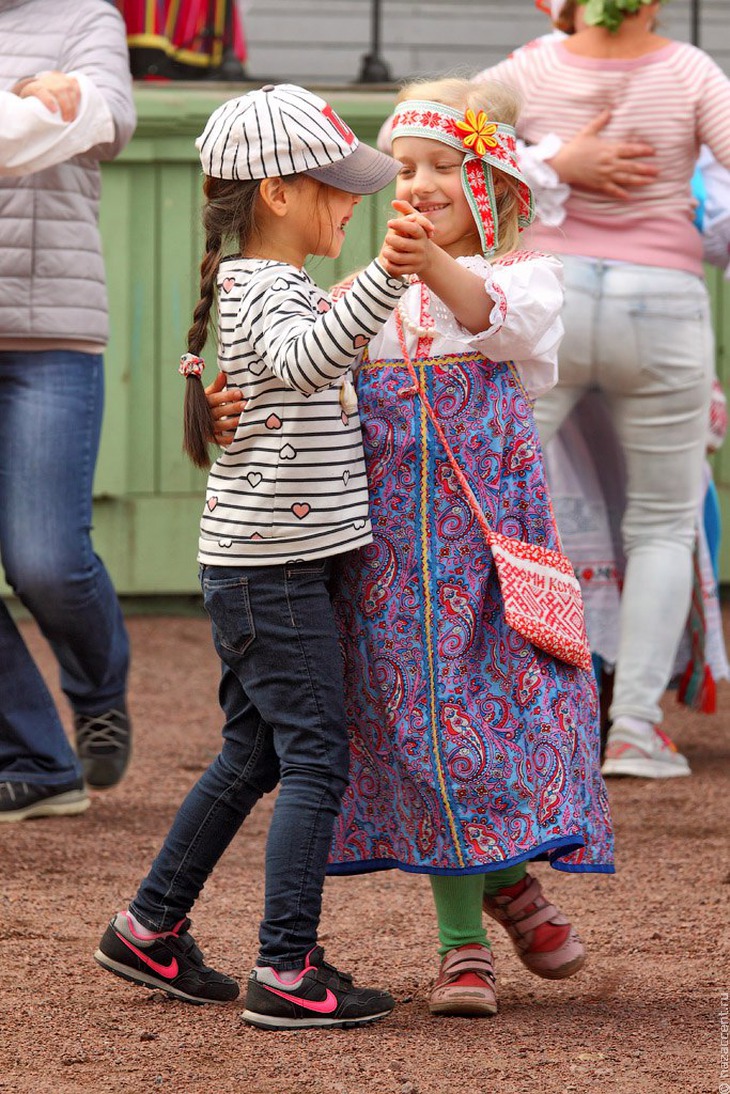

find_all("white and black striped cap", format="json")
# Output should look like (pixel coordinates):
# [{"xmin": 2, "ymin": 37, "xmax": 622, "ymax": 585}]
[{"xmin": 196, "ymin": 83, "xmax": 400, "ymax": 194}]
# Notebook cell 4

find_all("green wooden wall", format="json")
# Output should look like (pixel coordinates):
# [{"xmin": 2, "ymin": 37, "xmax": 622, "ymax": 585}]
[{"xmin": 2, "ymin": 85, "xmax": 729, "ymax": 596}]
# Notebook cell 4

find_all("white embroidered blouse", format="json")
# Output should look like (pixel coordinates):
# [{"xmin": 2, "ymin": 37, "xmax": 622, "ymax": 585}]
[{"xmin": 368, "ymin": 251, "xmax": 564, "ymax": 399}]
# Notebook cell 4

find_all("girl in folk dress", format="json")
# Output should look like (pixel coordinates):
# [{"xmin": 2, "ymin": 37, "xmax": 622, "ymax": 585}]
[{"xmin": 326, "ymin": 78, "xmax": 614, "ymax": 1017}]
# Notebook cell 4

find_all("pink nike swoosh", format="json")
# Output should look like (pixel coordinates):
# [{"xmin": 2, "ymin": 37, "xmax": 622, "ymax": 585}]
[
  {"xmin": 119, "ymin": 934, "xmax": 179, "ymax": 980},
  {"xmin": 262, "ymin": 984, "xmax": 338, "ymax": 1014}
]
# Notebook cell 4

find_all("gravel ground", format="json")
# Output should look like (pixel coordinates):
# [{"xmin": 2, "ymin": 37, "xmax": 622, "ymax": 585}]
[{"xmin": 1, "ymin": 610, "xmax": 728, "ymax": 1094}]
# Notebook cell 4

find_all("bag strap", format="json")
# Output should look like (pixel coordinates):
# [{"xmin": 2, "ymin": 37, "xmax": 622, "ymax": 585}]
[
  {"xmin": 395, "ymin": 310, "xmax": 498, "ymax": 548},
  {"xmin": 394, "ymin": 309, "xmax": 564, "ymax": 548}
]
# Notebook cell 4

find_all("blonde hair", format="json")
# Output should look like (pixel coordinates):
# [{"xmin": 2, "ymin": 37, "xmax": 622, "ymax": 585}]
[{"xmin": 395, "ymin": 77, "xmax": 524, "ymax": 261}]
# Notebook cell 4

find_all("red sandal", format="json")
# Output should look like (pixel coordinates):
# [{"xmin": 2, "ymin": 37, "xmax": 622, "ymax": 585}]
[
  {"xmin": 429, "ymin": 944, "xmax": 498, "ymax": 1017},
  {"xmin": 483, "ymin": 874, "xmax": 585, "ymax": 980}
]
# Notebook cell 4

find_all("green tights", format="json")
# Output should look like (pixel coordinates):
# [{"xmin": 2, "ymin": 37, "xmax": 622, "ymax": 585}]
[{"xmin": 430, "ymin": 864, "xmax": 527, "ymax": 956}]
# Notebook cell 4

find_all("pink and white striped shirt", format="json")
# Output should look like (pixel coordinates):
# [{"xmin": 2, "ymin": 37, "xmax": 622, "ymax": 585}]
[{"xmin": 479, "ymin": 41, "xmax": 730, "ymax": 276}]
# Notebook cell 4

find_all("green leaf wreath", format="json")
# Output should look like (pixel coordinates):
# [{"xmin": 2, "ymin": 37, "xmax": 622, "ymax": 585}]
[{"xmin": 577, "ymin": 0, "xmax": 667, "ymax": 34}]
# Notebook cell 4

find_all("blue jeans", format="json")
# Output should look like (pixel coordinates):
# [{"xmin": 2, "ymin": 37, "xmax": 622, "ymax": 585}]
[
  {"xmin": 0, "ymin": 350, "xmax": 129, "ymax": 785},
  {"xmin": 131, "ymin": 560, "xmax": 350, "ymax": 970}
]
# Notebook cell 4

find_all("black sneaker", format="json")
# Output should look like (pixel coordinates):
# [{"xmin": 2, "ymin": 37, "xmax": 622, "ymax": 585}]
[
  {"xmin": 74, "ymin": 707, "xmax": 132, "ymax": 789},
  {"xmin": 94, "ymin": 912, "xmax": 239, "ymax": 1005},
  {"xmin": 0, "ymin": 777, "xmax": 89, "ymax": 823},
  {"xmin": 243, "ymin": 946, "xmax": 395, "ymax": 1030}
]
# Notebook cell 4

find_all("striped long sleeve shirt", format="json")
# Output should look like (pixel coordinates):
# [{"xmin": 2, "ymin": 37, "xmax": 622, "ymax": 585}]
[
  {"xmin": 479, "ymin": 41, "xmax": 730, "ymax": 276},
  {"xmin": 198, "ymin": 256, "xmax": 407, "ymax": 566}
]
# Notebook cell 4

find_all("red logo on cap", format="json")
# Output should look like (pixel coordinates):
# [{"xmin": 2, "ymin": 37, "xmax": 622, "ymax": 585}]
[{"xmin": 322, "ymin": 104, "xmax": 355, "ymax": 146}]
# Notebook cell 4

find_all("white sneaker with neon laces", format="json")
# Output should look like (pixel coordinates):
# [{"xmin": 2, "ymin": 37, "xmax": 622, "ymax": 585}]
[{"xmin": 601, "ymin": 721, "xmax": 691, "ymax": 779}]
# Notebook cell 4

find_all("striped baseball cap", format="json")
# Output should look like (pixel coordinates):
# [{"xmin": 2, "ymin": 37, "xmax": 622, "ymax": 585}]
[{"xmin": 196, "ymin": 84, "xmax": 400, "ymax": 194}]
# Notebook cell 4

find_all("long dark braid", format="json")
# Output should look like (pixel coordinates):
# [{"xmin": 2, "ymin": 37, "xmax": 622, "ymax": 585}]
[{"xmin": 182, "ymin": 175, "xmax": 261, "ymax": 468}]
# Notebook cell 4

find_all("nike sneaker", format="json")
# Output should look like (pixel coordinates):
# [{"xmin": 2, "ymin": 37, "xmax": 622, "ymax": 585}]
[
  {"xmin": 94, "ymin": 911, "xmax": 239, "ymax": 1004},
  {"xmin": 243, "ymin": 946, "xmax": 395, "ymax": 1030}
]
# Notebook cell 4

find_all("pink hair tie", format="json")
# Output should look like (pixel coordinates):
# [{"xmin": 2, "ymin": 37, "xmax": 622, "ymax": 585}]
[{"xmin": 179, "ymin": 353, "xmax": 205, "ymax": 378}]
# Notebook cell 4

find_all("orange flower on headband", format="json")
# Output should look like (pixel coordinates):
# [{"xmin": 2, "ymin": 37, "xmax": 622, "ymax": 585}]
[{"xmin": 455, "ymin": 109, "xmax": 498, "ymax": 157}]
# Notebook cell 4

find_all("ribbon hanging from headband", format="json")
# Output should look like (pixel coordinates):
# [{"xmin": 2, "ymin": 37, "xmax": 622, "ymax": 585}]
[{"xmin": 391, "ymin": 100, "xmax": 534, "ymax": 258}]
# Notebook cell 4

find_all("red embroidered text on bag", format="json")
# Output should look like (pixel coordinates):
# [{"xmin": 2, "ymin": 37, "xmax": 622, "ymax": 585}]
[
  {"xmin": 394, "ymin": 312, "xmax": 592, "ymax": 671},
  {"xmin": 487, "ymin": 532, "xmax": 593, "ymax": 671}
]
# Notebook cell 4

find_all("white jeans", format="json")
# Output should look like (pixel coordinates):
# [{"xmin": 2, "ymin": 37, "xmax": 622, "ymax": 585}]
[{"xmin": 534, "ymin": 258, "xmax": 714, "ymax": 726}]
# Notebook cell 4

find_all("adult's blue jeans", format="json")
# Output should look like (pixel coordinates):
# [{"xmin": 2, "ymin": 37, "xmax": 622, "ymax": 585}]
[
  {"xmin": 131, "ymin": 559, "xmax": 350, "ymax": 971},
  {"xmin": 0, "ymin": 350, "xmax": 129, "ymax": 785}
]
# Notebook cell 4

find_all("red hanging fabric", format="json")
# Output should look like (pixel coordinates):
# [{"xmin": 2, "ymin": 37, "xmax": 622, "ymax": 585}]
[{"xmin": 117, "ymin": 0, "xmax": 247, "ymax": 78}]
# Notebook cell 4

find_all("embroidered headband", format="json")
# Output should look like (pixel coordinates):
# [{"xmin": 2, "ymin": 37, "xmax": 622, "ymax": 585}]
[{"xmin": 391, "ymin": 100, "xmax": 534, "ymax": 257}]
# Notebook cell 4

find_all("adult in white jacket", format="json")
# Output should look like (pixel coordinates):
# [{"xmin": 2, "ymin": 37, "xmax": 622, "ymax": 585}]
[{"xmin": 0, "ymin": 0, "xmax": 136, "ymax": 823}]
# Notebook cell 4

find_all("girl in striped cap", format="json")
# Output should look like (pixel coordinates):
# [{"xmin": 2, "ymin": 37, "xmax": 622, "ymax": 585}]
[{"xmin": 95, "ymin": 83, "xmax": 437, "ymax": 1031}]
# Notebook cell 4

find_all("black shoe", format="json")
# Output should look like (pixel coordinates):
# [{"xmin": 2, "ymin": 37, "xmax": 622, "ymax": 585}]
[
  {"xmin": 74, "ymin": 707, "xmax": 132, "ymax": 789},
  {"xmin": 0, "ymin": 777, "xmax": 89, "ymax": 823},
  {"xmin": 94, "ymin": 912, "xmax": 240, "ymax": 1005},
  {"xmin": 243, "ymin": 946, "xmax": 395, "ymax": 1030}
]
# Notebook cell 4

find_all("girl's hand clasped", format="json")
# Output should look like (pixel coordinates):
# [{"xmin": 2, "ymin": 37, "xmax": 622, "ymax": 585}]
[
  {"xmin": 204, "ymin": 371, "xmax": 245, "ymax": 447},
  {"xmin": 379, "ymin": 199, "xmax": 435, "ymax": 279}
]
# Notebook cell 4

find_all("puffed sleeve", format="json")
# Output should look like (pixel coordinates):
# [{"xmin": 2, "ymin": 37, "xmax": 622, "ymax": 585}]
[
  {"xmin": 516, "ymin": 136, "xmax": 570, "ymax": 228},
  {"xmin": 430, "ymin": 253, "xmax": 564, "ymax": 399}
]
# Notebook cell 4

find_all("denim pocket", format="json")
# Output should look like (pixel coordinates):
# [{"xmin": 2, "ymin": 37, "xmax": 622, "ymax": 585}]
[
  {"xmin": 629, "ymin": 289, "xmax": 710, "ymax": 390},
  {"xmin": 285, "ymin": 559, "xmax": 328, "ymax": 578},
  {"xmin": 201, "ymin": 574, "xmax": 256, "ymax": 655}
]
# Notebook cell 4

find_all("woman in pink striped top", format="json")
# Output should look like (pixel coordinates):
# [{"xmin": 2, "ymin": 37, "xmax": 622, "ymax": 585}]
[{"xmin": 476, "ymin": 0, "xmax": 730, "ymax": 779}]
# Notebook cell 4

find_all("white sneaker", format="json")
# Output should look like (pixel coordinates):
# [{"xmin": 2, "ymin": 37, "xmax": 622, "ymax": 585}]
[{"xmin": 601, "ymin": 723, "xmax": 691, "ymax": 779}]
